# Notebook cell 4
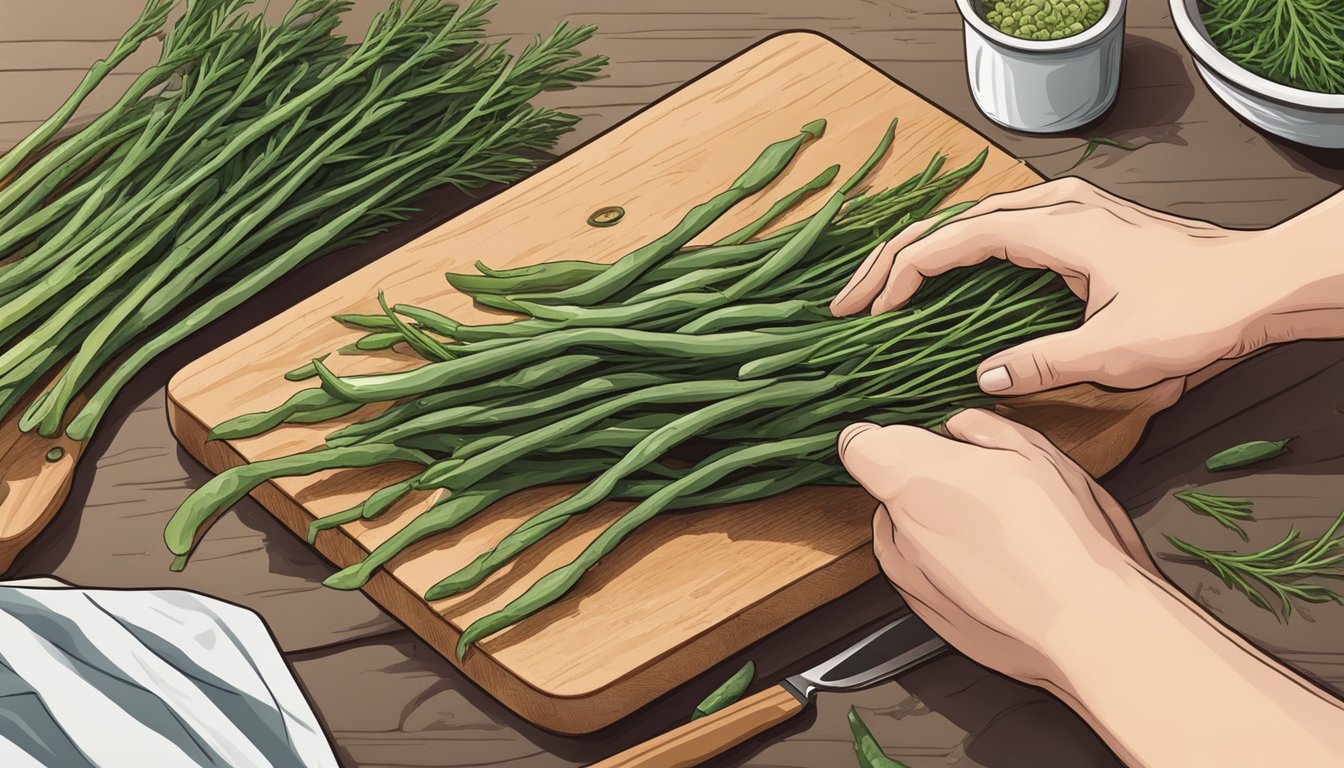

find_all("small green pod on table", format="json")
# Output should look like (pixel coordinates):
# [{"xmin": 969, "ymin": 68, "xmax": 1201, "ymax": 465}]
[
  {"xmin": 1205, "ymin": 437, "xmax": 1296, "ymax": 472},
  {"xmin": 847, "ymin": 707, "xmax": 913, "ymax": 768},
  {"xmin": 692, "ymin": 661, "xmax": 755, "ymax": 720}
]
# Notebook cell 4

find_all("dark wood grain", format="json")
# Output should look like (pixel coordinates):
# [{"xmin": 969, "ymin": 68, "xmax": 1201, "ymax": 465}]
[{"xmin": 3, "ymin": 1, "xmax": 1342, "ymax": 766}]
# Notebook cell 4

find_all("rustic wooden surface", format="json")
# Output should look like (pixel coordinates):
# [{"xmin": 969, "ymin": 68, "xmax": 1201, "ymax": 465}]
[{"xmin": 3, "ymin": 1, "xmax": 1343, "ymax": 766}]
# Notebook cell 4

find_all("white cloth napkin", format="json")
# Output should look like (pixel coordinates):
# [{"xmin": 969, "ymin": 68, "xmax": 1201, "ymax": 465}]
[{"xmin": 0, "ymin": 578, "xmax": 338, "ymax": 768}]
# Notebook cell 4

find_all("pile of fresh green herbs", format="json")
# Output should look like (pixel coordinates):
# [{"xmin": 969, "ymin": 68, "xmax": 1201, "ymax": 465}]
[
  {"xmin": 1200, "ymin": 0, "xmax": 1344, "ymax": 94},
  {"xmin": 0, "ymin": 0, "xmax": 602, "ymax": 440},
  {"xmin": 164, "ymin": 118, "xmax": 1085, "ymax": 658}
]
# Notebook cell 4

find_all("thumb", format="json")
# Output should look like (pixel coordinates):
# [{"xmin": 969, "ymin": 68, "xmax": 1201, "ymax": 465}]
[
  {"xmin": 976, "ymin": 325, "xmax": 1149, "ymax": 395},
  {"xmin": 837, "ymin": 421, "xmax": 963, "ymax": 500}
]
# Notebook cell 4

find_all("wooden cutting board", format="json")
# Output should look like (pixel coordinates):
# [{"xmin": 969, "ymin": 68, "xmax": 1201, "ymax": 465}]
[{"xmin": 166, "ymin": 32, "xmax": 1184, "ymax": 734}]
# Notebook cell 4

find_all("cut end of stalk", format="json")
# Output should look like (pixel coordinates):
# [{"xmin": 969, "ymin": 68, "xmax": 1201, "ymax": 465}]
[
  {"xmin": 312, "ymin": 357, "xmax": 358, "ymax": 400},
  {"xmin": 424, "ymin": 573, "xmax": 474, "ymax": 602},
  {"xmin": 308, "ymin": 505, "xmax": 366, "ymax": 543},
  {"xmin": 284, "ymin": 360, "xmax": 321, "ymax": 382},
  {"xmin": 63, "ymin": 410, "xmax": 98, "ymax": 443},
  {"xmin": 445, "ymin": 271, "xmax": 504, "ymax": 295},
  {"xmin": 169, "ymin": 554, "xmax": 189, "ymax": 573},
  {"xmin": 473, "ymin": 292, "xmax": 527, "ymax": 314},
  {"xmin": 800, "ymin": 118, "xmax": 827, "ymax": 141},
  {"xmin": 207, "ymin": 409, "xmax": 281, "ymax": 442},
  {"xmin": 15, "ymin": 390, "xmax": 51, "ymax": 434},
  {"xmin": 323, "ymin": 566, "xmax": 367, "ymax": 591},
  {"xmin": 455, "ymin": 618, "xmax": 498, "ymax": 661}
]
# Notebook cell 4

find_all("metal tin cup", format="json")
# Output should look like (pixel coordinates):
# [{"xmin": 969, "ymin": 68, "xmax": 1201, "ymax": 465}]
[{"xmin": 955, "ymin": 0, "xmax": 1127, "ymax": 133}]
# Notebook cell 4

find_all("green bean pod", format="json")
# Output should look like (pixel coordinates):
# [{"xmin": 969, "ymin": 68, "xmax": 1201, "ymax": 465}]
[
  {"xmin": 692, "ymin": 661, "xmax": 755, "ymax": 719},
  {"xmin": 208, "ymin": 387, "xmax": 346, "ymax": 441},
  {"xmin": 848, "ymin": 707, "xmax": 912, "ymax": 768},
  {"xmin": 677, "ymin": 299, "xmax": 827, "ymax": 335},
  {"xmin": 1205, "ymin": 437, "xmax": 1296, "ymax": 472}
]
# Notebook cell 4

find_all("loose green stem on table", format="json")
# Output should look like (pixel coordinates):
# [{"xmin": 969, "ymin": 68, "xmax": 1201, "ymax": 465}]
[{"xmin": 1164, "ymin": 508, "xmax": 1344, "ymax": 621}]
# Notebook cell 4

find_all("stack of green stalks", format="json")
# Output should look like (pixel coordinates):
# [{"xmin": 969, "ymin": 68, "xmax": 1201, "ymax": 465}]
[
  {"xmin": 165, "ymin": 118, "xmax": 1084, "ymax": 658},
  {"xmin": 0, "ymin": 0, "xmax": 602, "ymax": 440}
]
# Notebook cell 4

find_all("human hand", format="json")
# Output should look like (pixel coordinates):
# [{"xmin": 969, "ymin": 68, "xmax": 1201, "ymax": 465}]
[
  {"xmin": 837, "ymin": 408, "xmax": 1157, "ymax": 682},
  {"xmin": 839, "ymin": 408, "xmax": 1344, "ymax": 767},
  {"xmin": 830, "ymin": 178, "xmax": 1342, "ymax": 396}
]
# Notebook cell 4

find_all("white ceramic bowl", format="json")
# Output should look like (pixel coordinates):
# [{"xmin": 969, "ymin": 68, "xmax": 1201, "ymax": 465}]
[
  {"xmin": 955, "ymin": 0, "xmax": 1127, "ymax": 133},
  {"xmin": 1170, "ymin": 0, "xmax": 1344, "ymax": 149}
]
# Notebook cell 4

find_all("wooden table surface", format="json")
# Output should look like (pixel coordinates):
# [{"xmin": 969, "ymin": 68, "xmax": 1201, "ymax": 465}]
[{"xmin": 3, "ymin": 1, "xmax": 1343, "ymax": 766}]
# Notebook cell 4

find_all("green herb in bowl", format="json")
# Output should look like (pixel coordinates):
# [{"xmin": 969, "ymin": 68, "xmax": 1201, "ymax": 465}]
[
  {"xmin": 983, "ymin": 0, "xmax": 1108, "ymax": 41},
  {"xmin": 1200, "ymin": 0, "xmax": 1344, "ymax": 95}
]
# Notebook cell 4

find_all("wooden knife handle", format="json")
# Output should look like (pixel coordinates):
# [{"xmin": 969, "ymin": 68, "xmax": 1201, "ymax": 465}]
[{"xmin": 591, "ymin": 684, "xmax": 805, "ymax": 768}]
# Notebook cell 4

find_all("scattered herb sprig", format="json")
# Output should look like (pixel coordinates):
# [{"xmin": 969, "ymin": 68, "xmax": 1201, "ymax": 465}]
[
  {"xmin": 1165, "ymin": 509, "xmax": 1344, "ymax": 621},
  {"xmin": 1175, "ymin": 490, "xmax": 1255, "ymax": 540},
  {"xmin": 1065, "ymin": 137, "xmax": 1144, "ymax": 170}
]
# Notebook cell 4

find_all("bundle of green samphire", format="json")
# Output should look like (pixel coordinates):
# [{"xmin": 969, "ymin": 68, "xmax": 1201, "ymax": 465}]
[
  {"xmin": 166, "ymin": 119, "xmax": 1085, "ymax": 659},
  {"xmin": 0, "ymin": 0, "xmax": 602, "ymax": 440}
]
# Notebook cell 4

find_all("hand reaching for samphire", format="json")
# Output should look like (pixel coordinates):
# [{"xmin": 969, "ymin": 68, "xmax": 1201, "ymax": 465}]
[{"xmin": 830, "ymin": 178, "xmax": 1344, "ymax": 395}]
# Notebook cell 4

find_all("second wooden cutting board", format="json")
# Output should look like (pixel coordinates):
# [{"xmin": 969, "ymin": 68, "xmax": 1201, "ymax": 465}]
[{"xmin": 167, "ymin": 32, "xmax": 1164, "ymax": 734}]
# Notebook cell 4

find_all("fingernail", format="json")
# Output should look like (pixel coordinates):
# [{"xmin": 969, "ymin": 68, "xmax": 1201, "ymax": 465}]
[
  {"xmin": 979, "ymin": 366, "xmax": 1012, "ymax": 393},
  {"xmin": 837, "ymin": 422, "xmax": 877, "ymax": 457},
  {"xmin": 933, "ymin": 407, "xmax": 966, "ymax": 432}
]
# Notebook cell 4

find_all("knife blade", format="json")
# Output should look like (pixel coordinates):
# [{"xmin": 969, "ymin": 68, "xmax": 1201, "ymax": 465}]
[{"xmin": 591, "ymin": 612, "xmax": 948, "ymax": 768}]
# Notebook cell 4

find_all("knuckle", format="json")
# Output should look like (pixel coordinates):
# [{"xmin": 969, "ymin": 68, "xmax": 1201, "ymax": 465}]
[
  {"xmin": 893, "ymin": 235, "xmax": 935, "ymax": 269},
  {"xmin": 1059, "ymin": 176, "xmax": 1091, "ymax": 197},
  {"xmin": 979, "ymin": 189, "xmax": 1015, "ymax": 209},
  {"xmin": 1026, "ymin": 350, "xmax": 1062, "ymax": 387},
  {"xmin": 945, "ymin": 407, "xmax": 993, "ymax": 432}
]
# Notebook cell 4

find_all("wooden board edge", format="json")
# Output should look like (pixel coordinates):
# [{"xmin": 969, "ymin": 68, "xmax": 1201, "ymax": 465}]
[{"xmin": 0, "ymin": 393, "xmax": 86, "ymax": 574}]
